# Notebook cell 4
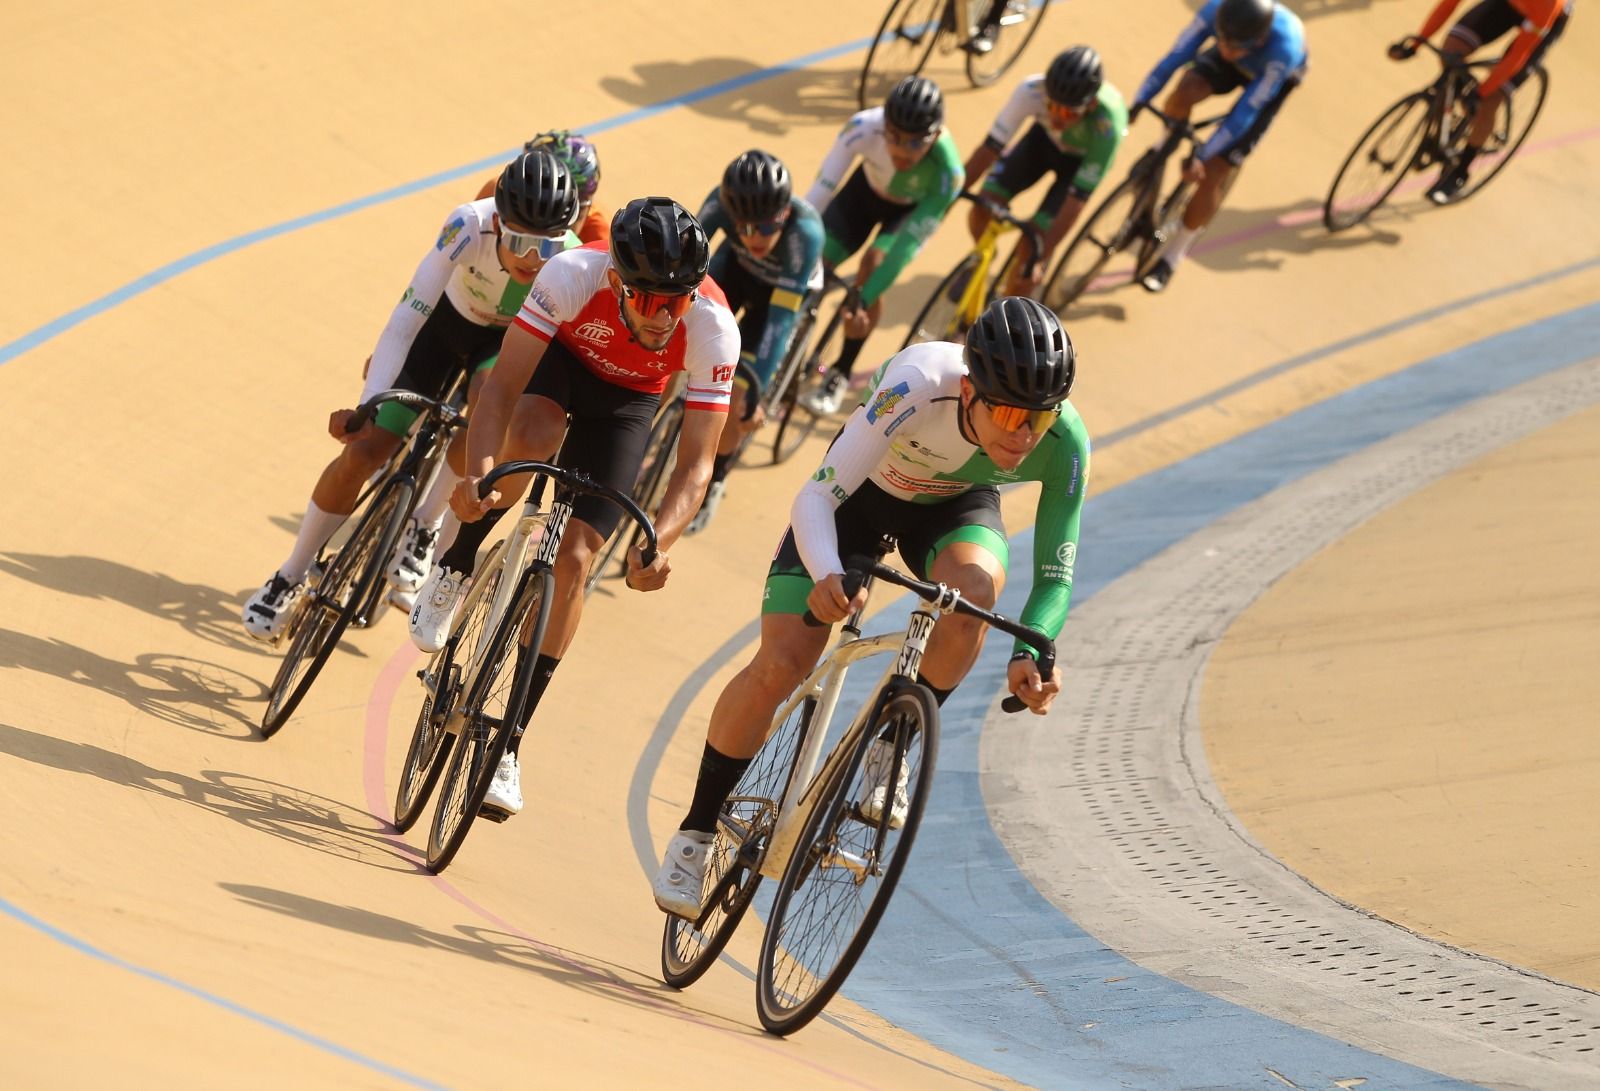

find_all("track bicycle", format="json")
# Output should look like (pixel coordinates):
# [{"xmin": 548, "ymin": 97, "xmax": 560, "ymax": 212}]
[
  {"xmin": 858, "ymin": 0, "xmax": 1049, "ymax": 109},
  {"xmin": 903, "ymin": 190, "xmax": 1045, "ymax": 347},
  {"xmin": 397, "ymin": 458, "xmax": 657, "ymax": 873},
  {"xmin": 260, "ymin": 388, "xmax": 465, "ymax": 739},
  {"xmin": 1323, "ymin": 37, "xmax": 1548, "ymax": 232},
  {"xmin": 659, "ymin": 544, "xmax": 1055, "ymax": 1035},
  {"xmin": 1037, "ymin": 106, "xmax": 1229, "ymax": 314},
  {"xmin": 768, "ymin": 271, "xmax": 860, "ymax": 458}
]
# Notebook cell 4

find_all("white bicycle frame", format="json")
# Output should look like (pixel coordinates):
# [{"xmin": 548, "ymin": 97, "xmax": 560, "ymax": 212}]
[{"xmin": 756, "ymin": 597, "xmax": 942, "ymax": 881}]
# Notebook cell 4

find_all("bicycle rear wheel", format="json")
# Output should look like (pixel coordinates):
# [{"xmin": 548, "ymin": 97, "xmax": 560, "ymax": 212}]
[
  {"xmin": 903, "ymin": 254, "xmax": 981, "ymax": 348},
  {"xmin": 1454, "ymin": 66, "xmax": 1547, "ymax": 202},
  {"xmin": 1323, "ymin": 91, "xmax": 1432, "ymax": 232},
  {"xmin": 858, "ymin": 0, "xmax": 946, "ymax": 110},
  {"xmin": 749, "ymin": 306, "xmax": 819, "ymax": 467},
  {"xmin": 964, "ymin": 0, "xmax": 1048, "ymax": 88},
  {"xmin": 756, "ymin": 685, "xmax": 939, "ymax": 1035},
  {"xmin": 393, "ymin": 543, "xmax": 505, "ymax": 833},
  {"xmin": 662, "ymin": 695, "xmax": 818, "ymax": 989},
  {"xmin": 261, "ymin": 479, "xmax": 411, "ymax": 739},
  {"xmin": 772, "ymin": 301, "xmax": 847, "ymax": 462},
  {"xmin": 1040, "ymin": 171, "xmax": 1149, "ymax": 313},
  {"xmin": 426, "ymin": 566, "xmax": 554, "ymax": 873}
]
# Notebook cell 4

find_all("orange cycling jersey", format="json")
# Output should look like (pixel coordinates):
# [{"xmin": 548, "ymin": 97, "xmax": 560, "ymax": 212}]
[{"xmin": 1418, "ymin": 0, "xmax": 1567, "ymax": 96}]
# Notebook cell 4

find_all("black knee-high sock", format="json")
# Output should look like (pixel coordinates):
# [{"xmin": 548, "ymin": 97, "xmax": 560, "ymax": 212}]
[
  {"xmin": 508, "ymin": 646, "xmax": 560, "ymax": 756},
  {"xmin": 831, "ymin": 336, "xmax": 867, "ymax": 380},
  {"xmin": 711, "ymin": 451, "xmax": 735, "ymax": 484},
  {"xmin": 439, "ymin": 505, "xmax": 512, "ymax": 575},
  {"xmin": 679, "ymin": 743, "xmax": 753, "ymax": 834}
]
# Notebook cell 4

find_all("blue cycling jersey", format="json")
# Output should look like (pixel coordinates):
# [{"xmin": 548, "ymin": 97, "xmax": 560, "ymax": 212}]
[{"xmin": 1135, "ymin": 0, "xmax": 1308, "ymax": 162}]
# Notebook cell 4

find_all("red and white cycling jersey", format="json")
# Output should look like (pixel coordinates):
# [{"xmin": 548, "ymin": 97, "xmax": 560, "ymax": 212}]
[{"xmin": 514, "ymin": 241, "xmax": 739, "ymax": 413}]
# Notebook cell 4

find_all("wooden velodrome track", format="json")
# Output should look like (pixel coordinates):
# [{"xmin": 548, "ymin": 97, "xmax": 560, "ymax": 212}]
[{"xmin": 3, "ymin": 1, "xmax": 1596, "ymax": 1087}]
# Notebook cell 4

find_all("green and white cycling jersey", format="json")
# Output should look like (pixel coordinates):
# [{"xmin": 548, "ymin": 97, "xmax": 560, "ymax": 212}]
[
  {"xmin": 985, "ymin": 77, "xmax": 1128, "ymax": 197},
  {"xmin": 804, "ymin": 107, "xmax": 963, "ymax": 308},
  {"xmin": 359, "ymin": 197, "xmax": 579, "ymax": 404},
  {"xmin": 791, "ymin": 341, "xmax": 1090, "ymax": 652}
]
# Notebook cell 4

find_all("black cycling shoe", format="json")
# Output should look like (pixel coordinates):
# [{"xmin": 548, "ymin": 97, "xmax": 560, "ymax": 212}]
[
  {"xmin": 1140, "ymin": 258, "xmax": 1175, "ymax": 294},
  {"xmin": 1427, "ymin": 164, "xmax": 1470, "ymax": 205}
]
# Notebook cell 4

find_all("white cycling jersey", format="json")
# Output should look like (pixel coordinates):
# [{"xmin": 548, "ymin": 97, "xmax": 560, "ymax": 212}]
[{"xmin": 806, "ymin": 108, "xmax": 918, "ymax": 213}]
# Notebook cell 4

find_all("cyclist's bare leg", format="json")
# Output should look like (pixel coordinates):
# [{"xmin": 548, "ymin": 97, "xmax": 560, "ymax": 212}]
[
  {"xmin": 417, "ymin": 368, "xmax": 490, "ymax": 548},
  {"xmin": 706, "ymin": 613, "xmax": 833, "ymax": 759},
  {"xmin": 1183, "ymin": 156, "xmax": 1236, "ymax": 232},
  {"xmin": 309, "ymin": 426, "xmax": 405, "ymax": 516},
  {"xmin": 917, "ymin": 540, "xmax": 1007, "ymax": 690},
  {"xmin": 1438, "ymin": 31, "xmax": 1498, "ymax": 147},
  {"xmin": 1154, "ymin": 68, "xmax": 1214, "ymax": 195},
  {"xmin": 541, "ymin": 518, "xmax": 605, "ymax": 656},
  {"xmin": 967, "ymin": 198, "xmax": 998, "ymax": 241}
]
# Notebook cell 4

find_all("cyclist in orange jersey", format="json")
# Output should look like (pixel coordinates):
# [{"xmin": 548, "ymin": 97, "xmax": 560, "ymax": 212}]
[
  {"xmin": 475, "ymin": 130, "xmax": 609, "ymax": 242},
  {"xmin": 1389, "ymin": 0, "xmax": 1574, "ymax": 202}
]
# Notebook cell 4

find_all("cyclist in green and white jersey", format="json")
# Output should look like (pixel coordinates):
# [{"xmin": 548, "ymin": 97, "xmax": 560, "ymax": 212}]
[
  {"xmin": 653, "ymin": 297, "xmax": 1087, "ymax": 918},
  {"xmin": 241, "ymin": 150, "xmax": 582, "ymax": 639},
  {"xmin": 964, "ymin": 46, "xmax": 1128, "ymax": 299},
  {"xmin": 799, "ymin": 76, "xmax": 964, "ymax": 416}
]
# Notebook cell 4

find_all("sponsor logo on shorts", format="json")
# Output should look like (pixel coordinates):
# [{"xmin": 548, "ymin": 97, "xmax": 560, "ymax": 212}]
[
  {"xmin": 867, "ymin": 381, "xmax": 911, "ymax": 424},
  {"xmin": 436, "ymin": 217, "xmax": 466, "ymax": 252},
  {"xmin": 575, "ymin": 319, "xmax": 614, "ymax": 346}
]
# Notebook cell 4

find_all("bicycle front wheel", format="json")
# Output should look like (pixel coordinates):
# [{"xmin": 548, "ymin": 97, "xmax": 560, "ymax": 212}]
[
  {"xmin": 858, "ymin": 0, "xmax": 946, "ymax": 110},
  {"xmin": 903, "ymin": 253, "xmax": 982, "ymax": 348},
  {"xmin": 1324, "ymin": 91, "xmax": 1432, "ymax": 232},
  {"xmin": 1041, "ymin": 172, "xmax": 1150, "ymax": 313},
  {"xmin": 964, "ymin": 0, "xmax": 1048, "ymax": 88},
  {"xmin": 393, "ymin": 544, "xmax": 505, "ymax": 833},
  {"xmin": 1455, "ymin": 66, "xmax": 1547, "ymax": 202},
  {"xmin": 756, "ymin": 685, "xmax": 939, "ymax": 1035},
  {"xmin": 261, "ymin": 478, "xmax": 411, "ymax": 739},
  {"xmin": 426, "ymin": 566, "xmax": 554, "ymax": 873}
]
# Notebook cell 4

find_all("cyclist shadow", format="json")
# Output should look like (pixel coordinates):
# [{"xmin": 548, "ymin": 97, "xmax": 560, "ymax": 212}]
[
  {"xmin": 0, "ymin": 628, "xmax": 266, "ymax": 736},
  {"xmin": 1190, "ymin": 197, "xmax": 1405, "ymax": 274},
  {"xmin": 0, "ymin": 721, "xmax": 417, "ymax": 870},
  {"xmin": 598, "ymin": 59, "xmax": 860, "ymax": 136},
  {"xmin": 0, "ymin": 551, "xmax": 267, "ymax": 655}
]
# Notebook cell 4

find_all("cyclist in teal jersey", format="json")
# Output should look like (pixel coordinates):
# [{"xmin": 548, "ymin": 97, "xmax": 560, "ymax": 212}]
[
  {"xmin": 800, "ymin": 76, "xmax": 964, "ymax": 416},
  {"xmin": 688, "ymin": 150, "xmax": 826, "ymax": 533},
  {"xmin": 653, "ymin": 297, "xmax": 1087, "ymax": 919},
  {"xmin": 964, "ymin": 46, "xmax": 1128, "ymax": 298}
]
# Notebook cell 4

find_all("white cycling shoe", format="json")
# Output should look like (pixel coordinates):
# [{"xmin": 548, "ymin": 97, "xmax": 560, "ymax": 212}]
[
  {"xmin": 242, "ymin": 571, "xmax": 305, "ymax": 642},
  {"xmin": 799, "ymin": 370, "xmax": 847, "ymax": 416},
  {"xmin": 409, "ymin": 564, "xmax": 468, "ymax": 653},
  {"xmin": 652, "ymin": 829, "xmax": 714, "ymax": 919},
  {"xmin": 858, "ymin": 738, "xmax": 911, "ymax": 830},
  {"xmin": 479, "ymin": 751, "xmax": 523, "ymax": 819},
  {"xmin": 686, "ymin": 480, "xmax": 726, "ymax": 536},
  {"xmin": 388, "ymin": 518, "xmax": 439, "ymax": 593}
]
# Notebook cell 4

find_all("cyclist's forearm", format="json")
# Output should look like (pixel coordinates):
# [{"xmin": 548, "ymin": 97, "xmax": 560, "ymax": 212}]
[
  {"xmin": 361, "ymin": 251, "xmax": 453, "ymax": 404},
  {"xmin": 1417, "ymin": 0, "xmax": 1460, "ymax": 41},
  {"xmin": 861, "ymin": 227, "xmax": 925, "ymax": 306},
  {"xmin": 964, "ymin": 144, "xmax": 1000, "ymax": 191},
  {"xmin": 1138, "ymin": 15, "xmax": 1208, "ymax": 103},
  {"xmin": 791, "ymin": 488, "xmax": 845, "ymax": 579},
  {"xmin": 656, "ymin": 409, "xmax": 724, "ymax": 547},
  {"xmin": 1016, "ymin": 583, "xmax": 1072, "ymax": 659},
  {"xmin": 1479, "ymin": 32, "xmax": 1540, "ymax": 97}
]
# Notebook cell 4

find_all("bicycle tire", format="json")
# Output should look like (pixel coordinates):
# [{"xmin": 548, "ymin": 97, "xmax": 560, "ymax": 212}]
[
  {"xmin": 903, "ymin": 253, "xmax": 982, "ymax": 349},
  {"xmin": 755, "ymin": 684, "xmax": 940, "ymax": 1035},
  {"xmin": 426, "ymin": 565, "xmax": 554, "ymax": 873},
  {"xmin": 661, "ymin": 696, "xmax": 819, "ymax": 989},
  {"xmin": 393, "ymin": 544, "xmax": 506, "ymax": 833},
  {"xmin": 1040, "ymin": 170, "xmax": 1151, "ymax": 313},
  {"xmin": 1135, "ymin": 179, "xmax": 1196, "ymax": 279},
  {"xmin": 772, "ymin": 299, "xmax": 848, "ymax": 462},
  {"xmin": 964, "ymin": 0, "xmax": 1048, "ymax": 89},
  {"xmin": 585, "ymin": 399, "xmax": 684, "ymax": 595},
  {"xmin": 1323, "ymin": 91, "xmax": 1433, "ymax": 232},
  {"xmin": 1453, "ymin": 65, "xmax": 1547, "ymax": 203},
  {"xmin": 260, "ymin": 478, "xmax": 411, "ymax": 739},
  {"xmin": 857, "ymin": 0, "xmax": 946, "ymax": 111},
  {"xmin": 741, "ymin": 305, "xmax": 818, "ymax": 468}
]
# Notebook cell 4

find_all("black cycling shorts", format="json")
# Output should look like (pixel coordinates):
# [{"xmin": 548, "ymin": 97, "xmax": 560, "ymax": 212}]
[
  {"xmin": 1448, "ymin": 0, "xmax": 1569, "ymax": 89},
  {"xmin": 522, "ymin": 337, "xmax": 662, "ymax": 540},
  {"xmin": 379, "ymin": 294, "xmax": 503, "ymax": 435},
  {"xmin": 1192, "ymin": 47, "xmax": 1302, "ymax": 165},
  {"xmin": 820, "ymin": 168, "xmax": 915, "ymax": 260},
  {"xmin": 984, "ymin": 122, "xmax": 1090, "ymax": 222}
]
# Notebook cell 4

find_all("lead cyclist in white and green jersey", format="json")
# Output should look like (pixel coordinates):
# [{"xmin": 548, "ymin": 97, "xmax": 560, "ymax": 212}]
[{"xmin": 652, "ymin": 296, "xmax": 1088, "ymax": 919}]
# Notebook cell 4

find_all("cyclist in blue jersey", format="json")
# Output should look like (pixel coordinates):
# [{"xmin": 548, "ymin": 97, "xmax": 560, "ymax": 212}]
[
  {"xmin": 1131, "ymin": 0, "xmax": 1308, "ymax": 293},
  {"xmin": 688, "ymin": 150, "xmax": 826, "ymax": 533}
]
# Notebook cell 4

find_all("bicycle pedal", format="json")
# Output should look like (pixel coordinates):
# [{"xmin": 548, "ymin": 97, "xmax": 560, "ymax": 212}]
[{"xmin": 477, "ymin": 804, "xmax": 512, "ymax": 824}]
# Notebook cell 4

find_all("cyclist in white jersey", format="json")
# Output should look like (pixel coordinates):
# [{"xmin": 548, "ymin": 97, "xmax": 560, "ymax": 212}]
[
  {"xmin": 653, "ymin": 297, "xmax": 1087, "ymax": 918},
  {"xmin": 410, "ymin": 197, "xmax": 740, "ymax": 818},
  {"xmin": 240, "ymin": 151, "xmax": 581, "ymax": 640}
]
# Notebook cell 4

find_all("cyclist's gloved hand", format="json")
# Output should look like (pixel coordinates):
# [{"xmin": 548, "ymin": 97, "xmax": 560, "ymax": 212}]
[
  {"xmin": 625, "ymin": 544, "xmax": 670, "ymax": 592},
  {"xmin": 1007, "ymin": 652, "xmax": 1060, "ymax": 716},
  {"xmin": 806, "ymin": 572, "xmax": 868, "ymax": 625},
  {"xmin": 451, "ymin": 475, "xmax": 500, "ymax": 523},
  {"xmin": 1387, "ymin": 40, "xmax": 1417, "ymax": 61}
]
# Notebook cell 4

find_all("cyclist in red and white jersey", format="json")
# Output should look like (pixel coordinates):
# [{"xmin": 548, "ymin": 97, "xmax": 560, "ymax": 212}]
[{"xmin": 410, "ymin": 197, "xmax": 739, "ymax": 817}]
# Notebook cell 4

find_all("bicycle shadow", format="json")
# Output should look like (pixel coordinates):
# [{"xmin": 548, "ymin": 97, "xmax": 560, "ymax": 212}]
[
  {"xmin": 0, "ymin": 721, "xmax": 417, "ymax": 869},
  {"xmin": 219, "ymin": 882, "xmax": 769, "ymax": 1029},
  {"xmin": 0, "ymin": 628, "xmax": 266, "ymax": 736},
  {"xmin": 1190, "ymin": 197, "xmax": 1405, "ymax": 274},
  {"xmin": 598, "ymin": 59, "xmax": 861, "ymax": 136},
  {"xmin": 0, "ymin": 551, "xmax": 266, "ymax": 655}
]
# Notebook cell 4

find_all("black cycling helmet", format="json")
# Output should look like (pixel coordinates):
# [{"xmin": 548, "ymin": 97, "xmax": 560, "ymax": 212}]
[
  {"xmin": 525, "ymin": 130, "xmax": 601, "ymax": 201},
  {"xmin": 494, "ymin": 149, "xmax": 580, "ymax": 233},
  {"xmin": 609, "ymin": 197, "xmax": 710, "ymax": 294},
  {"xmin": 883, "ymin": 75, "xmax": 944, "ymax": 137},
  {"xmin": 1045, "ymin": 46, "xmax": 1104, "ymax": 110},
  {"xmin": 1216, "ymin": 0, "xmax": 1276, "ymax": 44},
  {"xmin": 964, "ymin": 297, "xmax": 1075, "ymax": 410},
  {"xmin": 720, "ymin": 149, "xmax": 792, "ymax": 223}
]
